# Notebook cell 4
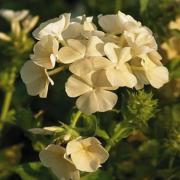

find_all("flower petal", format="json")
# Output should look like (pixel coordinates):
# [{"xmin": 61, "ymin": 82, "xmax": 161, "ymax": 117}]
[
  {"xmin": 146, "ymin": 66, "xmax": 169, "ymax": 88},
  {"xmin": 31, "ymin": 35, "xmax": 58, "ymax": 69},
  {"xmin": 58, "ymin": 47, "xmax": 83, "ymax": 64},
  {"xmin": 98, "ymin": 14, "xmax": 121, "ymax": 34},
  {"xmin": 86, "ymin": 36, "xmax": 105, "ymax": 57},
  {"xmin": 40, "ymin": 144, "xmax": 80, "ymax": 180},
  {"xmin": 106, "ymin": 68, "xmax": 137, "ymax": 88},
  {"xmin": 76, "ymin": 89, "xmax": 117, "ymax": 114},
  {"xmin": 70, "ymin": 149, "xmax": 99, "ymax": 172},
  {"xmin": 20, "ymin": 61, "xmax": 50, "ymax": 97},
  {"xmin": 104, "ymin": 42, "xmax": 119, "ymax": 63},
  {"xmin": 33, "ymin": 13, "xmax": 70, "ymax": 40},
  {"xmin": 118, "ymin": 47, "xmax": 132, "ymax": 64},
  {"xmin": 69, "ymin": 57, "xmax": 112, "ymax": 76},
  {"xmin": 65, "ymin": 75, "xmax": 92, "ymax": 97}
]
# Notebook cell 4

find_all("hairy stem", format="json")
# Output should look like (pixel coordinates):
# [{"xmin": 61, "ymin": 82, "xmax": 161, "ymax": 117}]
[
  {"xmin": 0, "ymin": 67, "xmax": 17, "ymax": 124},
  {"xmin": 48, "ymin": 65, "xmax": 67, "ymax": 76},
  {"xmin": 71, "ymin": 111, "xmax": 82, "ymax": 128}
]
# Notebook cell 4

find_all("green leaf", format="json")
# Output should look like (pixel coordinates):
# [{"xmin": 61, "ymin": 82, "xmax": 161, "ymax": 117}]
[
  {"xmin": 140, "ymin": 0, "xmax": 149, "ymax": 13},
  {"xmin": 15, "ymin": 108, "xmax": 38, "ymax": 130},
  {"xmin": 81, "ymin": 170, "xmax": 112, "ymax": 180},
  {"xmin": 13, "ymin": 162, "xmax": 56, "ymax": 180},
  {"xmin": 95, "ymin": 127, "xmax": 110, "ymax": 140},
  {"xmin": 79, "ymin": 114, "xmax": 97, "ymax": 136}
]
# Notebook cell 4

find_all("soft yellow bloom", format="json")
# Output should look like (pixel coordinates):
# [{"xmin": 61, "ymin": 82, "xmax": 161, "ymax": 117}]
[
  {"xmin": 65, "ymin": 74, "xmax": 117, "ymax": 114},
  {"xmin": 161, "ymin": 36, "xmax": 180, "ymax": 59},
  {"xmin": 58, "ymin": 36, "xmax": 104, "ymax": 64},
  {"xmin": 98, "ymin": 11, "xmax": 148, "ymax": 35},
  {"xmin": 132, "ymin": 51, "xmax": 169, "ymax": 89},
  {"xmin": 169, "ymin": 16, "xmax": 180, "ymax": 31},
  {"xmin": 20, "ymin": 60, "xmax": 54, "ymax": 98},
  {"xmin": 40, "ymin": 144, "xmax": 80, "ymax": 180},
  {"xmin": 123, "ymin": 31, "xmax": 157, "ymax": 56},
  {"xmin": 0, "ymin": 9, "xmax": 29, "ymax": 22},
  {"xmin": 0, "ymin": 32, "xmax": 11, "ymax": 41},
  {"xmin": 30, "ymin": 35, "xmax": 59, "ymax": 69},
  {"xmin": 33, "ymin": 13, "xmax": 70, "ymax": 40},
  {"xmin": 103, "ymin": 43, "xmax": 137, "ymax": 87},
  {"xmin": 66, "ymin": 137, "xmax": 109, "ymax": 172},
  {"xmin": 62, "ymin": 15, "xmax": 104, "ymax": 39},
  {"xmin": 22, "ymin": 15, "xmax": 39, "ymax": 33}
]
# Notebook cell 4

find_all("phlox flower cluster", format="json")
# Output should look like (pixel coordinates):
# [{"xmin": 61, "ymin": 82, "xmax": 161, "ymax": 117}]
[
  {"xmin": 20, "ymin": 11, "xmax": 169, "ymax": 114},
  {"xmin": 39, "ymin": 137, "xmax": 109, "ymax": 180}
]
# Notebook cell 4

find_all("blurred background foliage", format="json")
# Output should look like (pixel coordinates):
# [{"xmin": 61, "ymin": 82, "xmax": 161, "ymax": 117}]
[{"xmin": 0, "ymin": 0, "xmax": 180, "ymax": 179}]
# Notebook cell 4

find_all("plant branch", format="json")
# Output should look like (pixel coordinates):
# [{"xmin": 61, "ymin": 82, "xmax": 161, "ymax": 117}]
[
  {"xmin": 71, "ymin": 111, "xmax": 82, "ymax": 128},
  {"xmin": 48, "ymin": 65, "xmax": 68, "ymax": 76},
  {"xmin": 0, "ymin": 67, "xmax": 17, "ymax": 124}
]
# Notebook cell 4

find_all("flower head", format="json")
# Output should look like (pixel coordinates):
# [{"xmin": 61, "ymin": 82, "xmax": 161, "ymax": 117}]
[
  {"xmin": 40, "ymin": 144, "xmax": 80, "ymax": 180},
  {"xmin": 20, "ymin": 60, "xmax": 54, "ymax": 98},
  {"xmin": 103, "ymin": 43, "xmax": 137, "ymax": 87},
  {"xmin": 65, "ymin": 74, "xmax": 117, "ymax": 114},
  {"xmin": 0, "ymin": 9, "xmax": 29, "ymax": 22},
  {"xmin": 30, "ymin": 35, "xmax": 59, "ymax": 69},
  {"xmin": 66, "ymin": 137, "xmax": 109, "ymax": 172},
  {"xmin": 58, "ymin": 36, "xmax": 104, "ymax": 64},
  {"xmin": 33, "ymin": 13, "xmax": 70, "ymax": 40}
]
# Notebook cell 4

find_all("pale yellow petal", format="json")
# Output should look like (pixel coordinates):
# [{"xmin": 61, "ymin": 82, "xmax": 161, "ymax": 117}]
[
  {"xmin": 98, "ymin": 14, "xmax": 121, "ymax": 34},
  {"xmin": 70, "ymin": 150, "xmax": 100, "ymax": 172},
  {"xmin": 65, "ymin": 75, "xmax": 92, "ymax": 97},
  {"xmin": 76, "ymin": 90, "xmax": 98, "ymax": 114},
  {"xmin": 146, "ymin": 66, "xmax": 169, "ymax": 88},
  {"xmin": 20, "ymin": 61, "xmax": 50, "ymax": 97},
  {"xmin": 58, "ymin": 47, "xmax": 83, "ymax": 64},
  {"xmin": 39, "ymin": 144, "xmax": 80, "ymax": 180},
  {"xmin": 104, "ymin": 42, "xmax": 119, "ymax": 63},
  {"xmin": 67, "ymin": 39, "xmax": 86, "ymax": 56},
  {"xmin": 77, "ymin": 89, "xmax": 118, "ymax": 114},
  {"xmin": 69, "ymin": 57, "xmax": 112, "ymax": 76},
  {"xmin": 106, "ymin": 68, "xmax": 137, "ymax": 88},
  {"xmin": 33, "ymin": 13, "xmax": 70, "ymax": 40},
  {"xmin": 66, "ymin": 140, "xmax": 83, "ymax": 155},
  {"xmin": 118, "ymin": 47, "xmax": 132, "ymax": 64},
  {"xmin": 86, "ymin": 36, "xmax": 105, "ymax": 57},
  {"xmin": 31, "ymin": 35, "xmax": 58, "ymax": 69}
]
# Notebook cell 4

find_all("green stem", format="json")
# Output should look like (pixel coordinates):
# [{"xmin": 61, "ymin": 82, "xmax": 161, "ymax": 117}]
[
  {"xmin": 71, "ymin": 111, "xmax": 82, "ymax": 128},
  {"xmin": 115, "ymin": 0, "xmax": 122, "ymax": 12},
  {"xmin": 105, "ymin": 126, "xmax": 133, "ymax": 151},
  {"xmin": 0, "ymin": 67, "xmax": 17, "ymax": 124},
  {"xmin": 48, "ymin": 65, "xmax": 67, "ymax": 76},
  {"xmin": 131, "ymin": 66, "xmax": 144, "ymax": 71}
]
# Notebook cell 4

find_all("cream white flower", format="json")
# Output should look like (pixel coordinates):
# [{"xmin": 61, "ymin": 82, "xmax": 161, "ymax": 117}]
[
  {"xmin": 103, "ymin": 43, "xmax": 137, "ymax": 88},
  {"xmin": 123, "ymin": 31, "xmax": 157, "ymax": 57},
  {"xmin": 131, "ymin": 51, "xmax": 169, "ymax": 89},
  {"xmin": 62, "ymin": 15, "xmax": 104, "ymax": 40},
  {"xmin": 98, "ymin": 11, "xmax": 145, "ymax": 35},
  {"xmin": 0, "ymin": 32, "xmax": 11, "ymax": 41},
  {"xmin": 22, "ymin": 15, "xmax": 39, "ymax": 33},
  {"xmin": 30, "ymin": 35, "xmax": 59, "ymax": 69},
  {"xmin": 33, "ymin": 13, "xmax": 70, "ymax": 40},
  {"xmin": 0, "ymin": 9, "xmax": 29, "ymax": 22},
  {"xmin": 169, "ymin": 16, "xmax": 180, "ymax": 31},
  {"xmin": 20, "ymin": 60, "xmax": 54, "ymax": 98},
  {"xmin": 65, "ymin": 74, "xmax": 117, "ymax": 114},
  {"xmin": 58, "ymin": 36, "xmax": 104, "ymax": 64},
  {"xmin": 66, "ymin": 137, "xmax": 109, "ymax": 172},
  {"xmin": 161, "ymin": 36, "xmax": 180, "ymax": 59},
  {"xmin": 40, "ymin": 144, "xmax": 80, "ymax": 180}
]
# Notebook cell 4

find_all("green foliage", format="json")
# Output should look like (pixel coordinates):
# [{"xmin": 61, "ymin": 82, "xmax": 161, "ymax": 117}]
[
  {"xmin": 13, "ymin": 162, "xmax": 56, "ymax": 180},
  {"xmin": 123, "ymin": 90, "xmax": 158, "ymax": 130}
]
